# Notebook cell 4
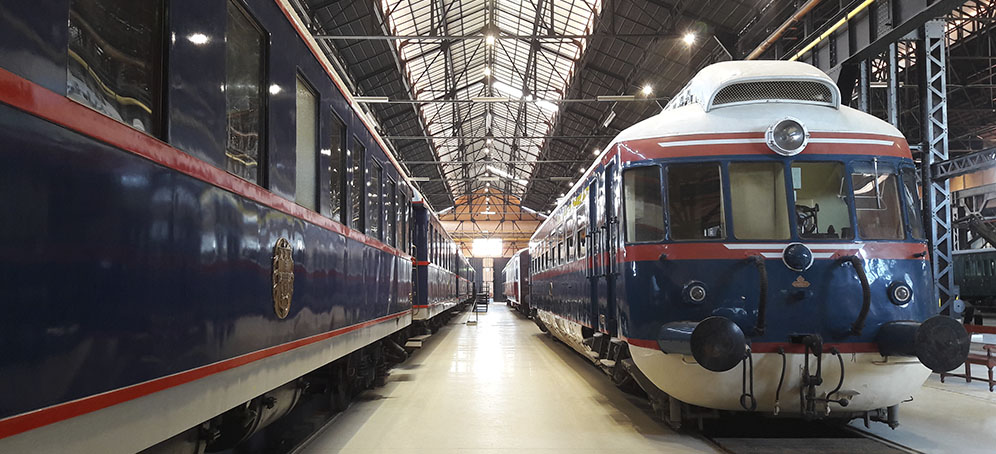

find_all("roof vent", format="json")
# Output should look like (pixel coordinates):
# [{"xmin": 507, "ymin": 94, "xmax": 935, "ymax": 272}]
[{"xmin": 710, "ymin": 80, "xmax": 837, "ymax": 110}]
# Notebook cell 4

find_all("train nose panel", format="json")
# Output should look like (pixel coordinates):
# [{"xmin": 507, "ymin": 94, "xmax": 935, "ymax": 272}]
[
  {"xmin": 657, "ymin": 316, "xmax": 747, "ymax": 372},
  {"xmin": 877, "ymin": 316, "xmax": 970, "ymax": 372}
]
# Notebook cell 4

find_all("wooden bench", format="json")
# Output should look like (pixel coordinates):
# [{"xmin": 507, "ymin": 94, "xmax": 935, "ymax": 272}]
[{"xmin": 940, "ymin": 324, "xmax": 996, "ymax": 392}]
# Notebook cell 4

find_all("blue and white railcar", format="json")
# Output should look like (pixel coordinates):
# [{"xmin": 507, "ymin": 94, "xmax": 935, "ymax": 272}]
[
  {"xmin": 530, "ymin": 61, "xmax": 969, "ymax": 427},
  {"xmin": 0, "ymin": 0, "xmax": 422, "ymax": 451}
]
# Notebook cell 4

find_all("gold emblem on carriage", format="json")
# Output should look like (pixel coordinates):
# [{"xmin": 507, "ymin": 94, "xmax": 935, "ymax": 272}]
[
  {"xmin": 272, "ymin": 238, "xmax": 294, "ymax": 319},
  {"xmin": 791, "ymin": 275, "xmax": 811, "ymax": 288}
]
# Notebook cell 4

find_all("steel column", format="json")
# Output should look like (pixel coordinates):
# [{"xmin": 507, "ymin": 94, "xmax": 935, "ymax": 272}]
[
  {"xmin": 887, "ymin": 42, "xmax": 899, "ymax": 127},
  {"xmin": 919, "ymin": 20, "xmax": 953, "ymax": 312},
  {"xmin": 858, "ymin": 60, "xmax": 870, "ymax": 112}
]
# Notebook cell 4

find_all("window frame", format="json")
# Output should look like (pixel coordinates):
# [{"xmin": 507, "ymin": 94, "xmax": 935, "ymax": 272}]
[
  {"xmin": 622, "ymin": 164, "xmax": 666, "ymax": 244},
  {"xmin": 222, "ymin": 0, "xmax": 269, "ymax": 186},
  {"xmin": 665, "ymin": 161, "xmax": 727, "ymax": 242},
  {"xmin": 349, "ymin": 136, "xmax": 365, "ymax": 232},
  {"xmin": 328, "ymin": 109, "xmax": 347, "ymax": 223},
  {"xmin": 293, "ymin": 72, "xmax": 320, "ymax": 210}
]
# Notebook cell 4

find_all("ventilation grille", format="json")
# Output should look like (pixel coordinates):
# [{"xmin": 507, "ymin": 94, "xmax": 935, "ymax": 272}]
[{"xmin": 712, "ymin": 81, "xmax": 834, "ymax": 107}]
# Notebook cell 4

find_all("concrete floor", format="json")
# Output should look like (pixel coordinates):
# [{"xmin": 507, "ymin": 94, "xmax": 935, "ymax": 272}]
[{"xmin": 299, "ymin": 303, "xmax": 996, "ymax": 454}]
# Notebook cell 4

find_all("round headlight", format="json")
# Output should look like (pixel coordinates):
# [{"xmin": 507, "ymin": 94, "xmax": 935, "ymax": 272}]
[
  {"xmin": 888, "ymin": 281, "xmax": 913, "ymax": 306},
  {"xmin": 765, "ymin": 117, "xmax": 809, "ymax": 156},
  {"xmin": 684, "ymin": 281, "xmax": 707, "ymax": 304},
  {"xmin": 782, "ymin": 242, "xmax": 814, "ymax": 272}
]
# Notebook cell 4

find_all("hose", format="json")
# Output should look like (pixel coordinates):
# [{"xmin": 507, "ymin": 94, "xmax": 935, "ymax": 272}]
[
  {"xmin": 827, "ymin": 347, "xmax": 846, "ymax": 404},
  {"xmin": 748, "ymin": 256, "xmax": 768, "ymax": 336},
  {"xmin": 739, "ymin": 347, "xmax": 757, "ymax": 411},
  {"xmin": 844, "ymin": 255, "xmax": 871, "ymax": 336},
  {"xmin": 774, "ymin": 347, "xmax": 786, "ymax": 415}
]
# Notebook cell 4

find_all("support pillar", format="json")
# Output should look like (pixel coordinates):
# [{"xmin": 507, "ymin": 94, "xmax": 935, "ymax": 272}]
[
  {"xmin": 919, "ymin": 20, "xmax": 953, "ymax": 312},
  {"xmin": 887, "ymin": 43, "xmax": 899, "ymax": 127}
]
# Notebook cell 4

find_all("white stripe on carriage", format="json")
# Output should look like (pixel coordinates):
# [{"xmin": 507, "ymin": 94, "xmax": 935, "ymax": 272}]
[
  {"xmin": 657, "ymin": 138, "xmax": 766, "ymax": 147},
  {"xmin": 808, "ymin": 138, "xmax": 895, "ymax": 146},
  {"xmin": 656, "ymin": 137, "xmax": 894, "ymax": 148}
]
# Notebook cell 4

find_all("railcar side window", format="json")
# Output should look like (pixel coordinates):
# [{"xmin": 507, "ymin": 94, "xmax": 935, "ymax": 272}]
[
  {"xmin": 790, "ymin": 162, "xmax": 852, "ymax": 240},
  {"xmin": 852, "ymin": 164, "xmax": 904, "ymax": 240},
  {"xmin": 623, "ymin": 166, "xmax": 665, "ymax": 242},
  {"xmin": 329, "ymin": 113, "xmax": 346, "ymax": 222},
  {"xmin": 667, "ymin": 163, "xmax": 725, "ymax": 240},
  {"xmin": 900, "ymin": 167, "xmax": 925, "ymax": 240},
  {"xmin": 67, "ymin": 0, "xmax": 165, "ymax": 134},
  {"xmin": 730, "ymin": 162, "xmax": 790, "ymax": 240},
  {"xmin": 295, "ymin": 76, "xmax": 318, "ymax": 210},
  {"xmin": 223, "ymin": 1, "xmax": 266, "ymax": 184},
  {"xmin": 387, "ymin": 181, "xmax": 397, "ymax": 247},
  {"xmin": 369, "ymin": 163, "xmax": 382, "ymax": 240},
  {"xmin": 350, "ymin": 138, "xmax": 365, "ymax": 231}
]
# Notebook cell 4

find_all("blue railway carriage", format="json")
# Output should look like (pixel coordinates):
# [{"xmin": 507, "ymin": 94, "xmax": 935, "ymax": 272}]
[
  {"xmin": 412, "ymin": 200, "xmax": 475, "ymax": 328},
  {"xmin": 530, "ymin": 61, "xmax": 969, "ymax": 427},
  {"xmin": 502, "ymin": 248, "xmax": 531, "ymax": 315},
  {"xmin": 0, "ymin": 0, "xmax": 422, "ymax": 451}
]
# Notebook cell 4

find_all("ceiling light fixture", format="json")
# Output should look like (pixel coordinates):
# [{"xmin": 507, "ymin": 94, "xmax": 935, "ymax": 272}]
[
  {"xmin": 355, "ymin": 96, "xmax": 389, "ymax": 103},
  {"xmin": 641, "ymin": 84, "xmax": 653, "ymax": 96},
  {"xmin": 597, "ymin": 95, "xmax": 636, "ymax": 102},
  {"xmin": 485, "ymin": 34, "xmax": 496, "ymax": 46},
  {"xmin": 683, "ymin": 32, "xmax": 696, "ymax": 45}
]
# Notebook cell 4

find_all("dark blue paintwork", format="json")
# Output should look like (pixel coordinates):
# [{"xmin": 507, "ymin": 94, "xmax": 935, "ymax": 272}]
[
  {"xmin": 530, "ymin": 153, "xmax": 935, "ymax": 351},
  {"xmin": 412, "ymin": 202, "xmax": 472, "ymax": 310},
  {"xmin": 0, "ymin": 0, "xmax": 423, "ymax": 423}
]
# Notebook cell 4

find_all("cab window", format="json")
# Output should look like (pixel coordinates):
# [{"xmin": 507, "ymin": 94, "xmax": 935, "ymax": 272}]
[
  {"xmin": 667, "ymin": 163, "xmax": 725, "ymax": 240},
  {"xmin": 852, "ymin": 163, "xmax": 904, "ymax": 240},
  {"xmin": 791, "ymin": 162, "xmax": 853, "ymax": 240},
  {"xmin": 729, "ymin": 162, "xmax": 790, "ymax": 240}
]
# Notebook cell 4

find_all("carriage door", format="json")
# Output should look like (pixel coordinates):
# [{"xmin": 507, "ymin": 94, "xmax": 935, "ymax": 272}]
[
  {"xmin": 600, "ymin": 159, "xmax": 619, "ymax": 335},
  {"xmin": 586, "ymin": 180, "xmax": 599, "ymax": 328}
]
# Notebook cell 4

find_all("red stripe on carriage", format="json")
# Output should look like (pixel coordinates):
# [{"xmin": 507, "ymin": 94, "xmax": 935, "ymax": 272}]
[{"xmin": 0, "ymin": 310, "xmax": 411, "ymax": 439}]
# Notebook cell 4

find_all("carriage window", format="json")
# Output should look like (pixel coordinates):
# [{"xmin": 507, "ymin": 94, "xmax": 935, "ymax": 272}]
[
  {"xmin": 350, "ymin": 138, "xmax": 365, "ymax": 231},
  {"xmin": 224, "ymin": 1, "xmax": 266, "ymax": 184},
  {"xmin": 330, "ymin": 113, "xmax": 346, "ymax": 222},
  {"xmin": 398, "ymin": 189, "xmax": 407, "ymax": 250},
  {"xmin": 730, "ymin": 162, "xmax": 790, "ymax": 240},
  {"xmin": 68, "ymin": 0, "xmax": 165, "ymax": 134},
  {"xmin": 387, "ymin": 181, "xmax": 397, "ymax": 247},
  {"xmin": 369, "ymin": 163, "xmax": 382, "ymax": 240},
  {"xmin": 623, "ymin": 166, "xmax": 665, "ymax": 242},
  {"xmin": 852, "ymin": 164, "xmax": 904, "ymax": 240},
  {"xmin": 668, "ymin": 163, "xmax": 725, "ymax": 240},
  {"xmin": 901, "ymin": 167, "xmax": 925, "ymax": 240},
  {"xmin": 791, "ymin": 162, "xmax": 852, "ymax": 240},
  {"xmin": 295, "ymin": 76, "xmax": 318, "ymax": 210},
  {"xmin": 577, "ymin": 207, "xmax": 587, "ymax": 258}
]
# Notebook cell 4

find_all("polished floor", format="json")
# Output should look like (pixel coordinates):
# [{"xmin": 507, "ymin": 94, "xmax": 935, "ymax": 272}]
[
  {"xmin": 299, "ymin": 303, "xmax": 996, "ymax": 454},
  {"xmin": 298, "ymin": 303, "xmax": 719, "ymax": 453}
]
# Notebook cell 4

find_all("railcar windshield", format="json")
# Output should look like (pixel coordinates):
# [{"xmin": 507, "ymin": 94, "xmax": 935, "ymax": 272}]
[
  {"xmin": 729, "ymin": 162, "xmax": 790, "ymax": 240},
  {"xmin": 667, "ymin": 163, "xmax": 725, "ymax": 240},
  {"xmin": 791, "ymin": 162, "xmax": 853, "ymax": 240},
  {"xmin": 852, "ymin": 162, "xmax": 904, "ymax": 240}
]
